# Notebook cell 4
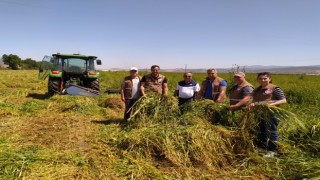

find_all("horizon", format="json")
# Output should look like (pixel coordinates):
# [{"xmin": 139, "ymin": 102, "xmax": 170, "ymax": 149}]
[
  {"xmin": 1, "ymin": 57, "xmax": 320, "ymax": 71},
  {"xmin": 101, "ymin": 64, "xmax": 320, "ymax": 71},
  {"xmin": 1, "ymin": 0, "xmax": 320, "ymax": 69},
  {"xmin": 1, "ymin": 57, "xmax": 319, "ymax": 71}
]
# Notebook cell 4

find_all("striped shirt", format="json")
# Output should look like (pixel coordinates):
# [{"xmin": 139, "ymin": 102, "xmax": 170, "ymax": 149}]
[{"xmin": 274, "ymin": 87, "xmax": 286, "ymax": 100}]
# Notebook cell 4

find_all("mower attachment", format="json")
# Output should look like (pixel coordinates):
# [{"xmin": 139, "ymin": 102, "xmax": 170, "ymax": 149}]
[{"xmin": 64, "ymin": 84, "xmax": 99, "ymax": 97}]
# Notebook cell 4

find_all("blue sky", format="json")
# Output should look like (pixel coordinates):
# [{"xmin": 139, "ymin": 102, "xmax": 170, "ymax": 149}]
[{"xmin": 0, "ymin": 0, "xmax": 319, "ymax": 70}]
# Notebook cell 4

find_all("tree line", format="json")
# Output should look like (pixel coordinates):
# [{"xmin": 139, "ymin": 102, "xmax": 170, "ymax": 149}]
[{"xmin": 1, "ymin": 54, "xmax": 41, "ymax": 70}]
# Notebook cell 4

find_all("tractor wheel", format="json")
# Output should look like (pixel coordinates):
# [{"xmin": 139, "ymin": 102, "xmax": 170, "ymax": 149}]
[
  {"xmin": 48, "ymin": 77, "xmax": 61, "ymax": 96},
  {"xmin": 90, "ymin": 79, "xmax": 100, "ymax": 91}
]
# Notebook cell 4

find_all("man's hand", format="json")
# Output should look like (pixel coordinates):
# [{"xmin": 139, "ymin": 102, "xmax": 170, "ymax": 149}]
[
  {"xmin": 227, "ymin": 105, "xmax": 238, "ymax": 110},
  {"xmin": 248, "ymin": 103, "xmax": 255, "ymax": 110}
]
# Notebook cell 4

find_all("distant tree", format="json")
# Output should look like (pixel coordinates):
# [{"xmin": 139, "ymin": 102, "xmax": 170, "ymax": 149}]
[
  {"xmin": 2, "ymin": 54, "xmax": 22, "ymax": 70},
  {"xmin": 21, "ymin": 58, "xmax": 41, "ymax": 69}
]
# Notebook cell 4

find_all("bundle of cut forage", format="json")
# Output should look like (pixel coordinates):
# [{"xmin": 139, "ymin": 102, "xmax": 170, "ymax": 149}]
[
  {"xmin": 239, "ymin": 104, "xmax": 307, "ymax": 138},
  {"xmin": 128, "ymin": 94, "xmax": 180, "ymax": 127},
  {"xmin": 178, "ymin": 99, "xmax": 230, "ymax": 126},
  {"xmin": 232, "ymin": 104, "xmax": 308, "ymax": 155},
  {"xmin": 110, "ymin": 122, "xmax": 237, "ymax": 170}
]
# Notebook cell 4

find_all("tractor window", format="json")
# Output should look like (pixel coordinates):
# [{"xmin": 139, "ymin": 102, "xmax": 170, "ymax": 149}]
[
  {"xmin": 52, "ymin": 57, "xmax": 62, "ymax": 71},
  {"xmin": 88, "ymin": 59, "xmax": 95, "ymax": 71},
  {"xmin": 38, "ymin": 55, "xmax": 53, "ymax": 80},
  {"xmin": 63, "ymin": 58, "xmax": 86, "ymax": 72}
]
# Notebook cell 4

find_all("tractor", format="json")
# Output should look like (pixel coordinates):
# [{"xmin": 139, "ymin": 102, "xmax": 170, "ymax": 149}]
[{"xmin": 39, "ymin": 53, "xmax": 102, "ymax": 97}]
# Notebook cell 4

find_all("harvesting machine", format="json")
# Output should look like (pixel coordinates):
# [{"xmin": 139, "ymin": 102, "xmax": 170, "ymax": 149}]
[{"xmin": 38, "ymin": 53, "xmax": 102, "ymax": 97}]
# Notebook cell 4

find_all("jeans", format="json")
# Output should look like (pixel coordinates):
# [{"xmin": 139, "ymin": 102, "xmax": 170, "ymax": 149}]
[{"xmin": 256, "ymin": 116, "xmax": 279, "ymax": 151}]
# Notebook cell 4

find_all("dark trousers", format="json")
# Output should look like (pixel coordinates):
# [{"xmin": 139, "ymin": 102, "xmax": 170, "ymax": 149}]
[
  {"xmin": 124, "ymin": 99, "xmax": 139, "ymax": 120},
  {"xmin": 256, "ymin": 116, "xmax": 279, "ymax": 151},
  {"xmin": 178, "ymin": 97, "xmax": 194, "ymax": 106}
]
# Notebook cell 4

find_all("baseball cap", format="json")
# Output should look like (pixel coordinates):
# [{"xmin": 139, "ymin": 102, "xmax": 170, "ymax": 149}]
[
  {"xmin": 130, "ymin": 67, "xmax": 138, "ymax": 71},
  {"xmin": 234, "ymin": 72, "xmax": 245, "ymax": 77}
]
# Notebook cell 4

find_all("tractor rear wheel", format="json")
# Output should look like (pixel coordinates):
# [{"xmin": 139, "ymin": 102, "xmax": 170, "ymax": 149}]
[
  {"xmin": 90, "ymin": 79, "xmax": 100, "ymax": 92},
  {"xmin": 48, "ymin": 77, "xmax": 61, "ymax": 96}
]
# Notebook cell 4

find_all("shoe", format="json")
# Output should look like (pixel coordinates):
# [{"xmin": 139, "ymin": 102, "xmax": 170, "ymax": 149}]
[
  {"xmin": 257, "ymin": 147, "xmax": 266, "ymax": 153},
  {"xmin": 256, "ymin": 147, "xmax": 266, "ymax": 155},
  {"xmin": 264, "ymin": 151, "xmax": 277, "ymax": 158}
]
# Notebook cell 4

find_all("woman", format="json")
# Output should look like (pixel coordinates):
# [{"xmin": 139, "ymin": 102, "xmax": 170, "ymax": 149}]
[{"xmin": 250, "ymin": 72, "xmax": 287, "ymax": 158}]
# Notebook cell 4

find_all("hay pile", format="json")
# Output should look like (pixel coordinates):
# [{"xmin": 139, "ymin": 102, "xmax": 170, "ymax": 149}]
[
  {"xmin": 103, "ymin": 94, "xmax": 316, "ymax": 178},
  {"xmin": 100, "ymin": 96, "xmax": 125, "ymax": 119}
]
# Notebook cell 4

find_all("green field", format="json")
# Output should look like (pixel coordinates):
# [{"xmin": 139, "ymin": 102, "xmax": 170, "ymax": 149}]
[{"xmin": 0, "ymin": 70, "xmax": 319, "ymax": 179}]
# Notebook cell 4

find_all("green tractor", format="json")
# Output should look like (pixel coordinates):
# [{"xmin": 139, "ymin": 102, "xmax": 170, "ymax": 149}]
[{"xmin": 39, "ymin": 53, "xmax": 102, "ymax": 97}]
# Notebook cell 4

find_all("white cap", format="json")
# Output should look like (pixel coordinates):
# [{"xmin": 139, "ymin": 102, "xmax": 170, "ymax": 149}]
[
  {"xmin": 234, "ymin": 72, "xmax": 245, "ymax": 77},
  {"xmin": 130, "ymin": 67, "xmax": 138, "ymax": 71}
]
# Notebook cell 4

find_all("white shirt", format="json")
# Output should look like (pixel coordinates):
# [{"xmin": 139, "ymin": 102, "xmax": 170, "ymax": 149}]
[
  {"xmin": 131, "ymin": 78, "xmax": 140, "ymax": 99},
  {"xmin": 121, "ymin": 77, "xmax": 141, "ymax": 99},
  {"xmin": 176, "ymin": 81, "xmax": 200, "ymax": 99}
]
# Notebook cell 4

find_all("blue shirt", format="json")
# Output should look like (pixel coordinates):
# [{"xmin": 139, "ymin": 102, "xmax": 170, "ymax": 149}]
[{"xmin": 204, "ymin": 80, "xmax": 227, "ymax": 99}]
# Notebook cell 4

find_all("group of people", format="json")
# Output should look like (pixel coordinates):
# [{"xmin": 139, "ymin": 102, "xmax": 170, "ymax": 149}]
[{"xmin": 120, "ymin": 65, "xmax": 287, "ymax": 158}]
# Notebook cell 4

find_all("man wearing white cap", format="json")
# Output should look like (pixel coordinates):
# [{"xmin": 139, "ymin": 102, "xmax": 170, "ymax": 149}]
[
  {"xmin": 227, "ymin": 72, "xmax": 254, "ymax": 111},
  {"xmin": 120, "ymin": 67, "xmax": 141, "ymax": 121}
]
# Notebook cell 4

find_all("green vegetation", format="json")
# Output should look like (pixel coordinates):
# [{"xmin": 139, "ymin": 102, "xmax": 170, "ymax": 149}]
[
  {"xmin": 0, "ymin": 70, "xmax": 319, "ymax": 179},
  {"xmin": 1, "ymin": 54, "xmax": 41, "ymax": 70}
]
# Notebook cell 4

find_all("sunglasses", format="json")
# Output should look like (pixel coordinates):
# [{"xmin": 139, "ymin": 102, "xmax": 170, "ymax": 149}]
[{"xmin": 184, "ymin": 76, "xmax": 192, "ymax": 77}]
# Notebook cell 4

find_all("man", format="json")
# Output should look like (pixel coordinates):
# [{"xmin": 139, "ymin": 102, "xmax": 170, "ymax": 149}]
[
  {"xmin": 196, "ymin": 68, "xmax": 227, "ymax": 102},
  {"xmin": 120, "ymin": 67, "xmax": 141, "ymax": 121},
  {"xmin": 174, "ymin": 72, "xmax": 200, "ymax": 105},
  {"xmin": 140, "ymin": 65, "xmax": 168, "ymax": 96},
  {"xmin": 227, "ymin": 72, "xmax": 254, "ymax": 111}
]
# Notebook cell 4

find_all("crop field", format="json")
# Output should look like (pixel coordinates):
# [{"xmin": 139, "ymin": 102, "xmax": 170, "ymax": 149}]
[{"xmin": 0, "ymin": 70, "xmax": 319, "ymax": 179}]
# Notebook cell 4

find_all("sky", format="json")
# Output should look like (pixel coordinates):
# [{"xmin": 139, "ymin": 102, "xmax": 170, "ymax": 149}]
[{"xmin": 0, "ymin": 0, "xmax": 320, "ymax": 70}]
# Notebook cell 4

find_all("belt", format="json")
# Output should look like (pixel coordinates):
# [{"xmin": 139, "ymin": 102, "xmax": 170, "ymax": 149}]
[{"xmin": 179, "ymin": 97, "xmax": 193, "ymax": 100}]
